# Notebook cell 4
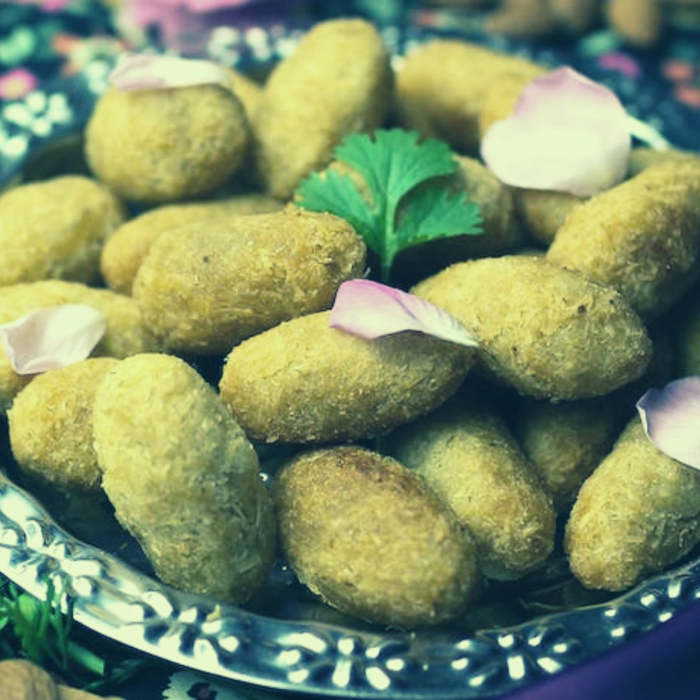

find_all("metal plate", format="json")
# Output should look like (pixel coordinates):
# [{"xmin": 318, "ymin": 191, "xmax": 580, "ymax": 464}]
[{"xmin": 2, "ymin": 467, "xmax": 700, "ymax": 698}]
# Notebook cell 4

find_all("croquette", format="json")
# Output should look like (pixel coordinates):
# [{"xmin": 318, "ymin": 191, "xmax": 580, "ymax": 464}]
[
  {"xmin": 274, "ymin": 446, "xmax": 480, "ymax": 626},
  {"xmin": 513, "ymin": 397, "xmax": 620, "ymax": 511},
  {"xmin": 100, "ymin": 194, "xmax": 282, "ymax": 295},
  {"xmin": 0, "ymin": 280, "xmax": 158, "ymax": 412},
  {"xmin": 253, "ymin": 19, "xmax": 392, "ymax": 199},
  {"xmin": 412, "ymin": 255, "xmax": 651, "ymax": 400},
  {"xmin": 219, "ymin": 311, "xmax": 474, "ymax": 443},
  {"xmin": 132, "ymin": 205, "xmax": 366, "ymax": 355},
  {"xmin": 8, "ymin": 357, "xmax": 119, "ymax": 492},
  {"xmin": 92, "ymin": 353, "xmax": 276, "ymax": 603},
  {"xmin": 547, "ymin": 161, "xmax": 700, "ymax": 319},
  {"xmin": 85, "ymin": 82, "xmax": 249, "ymax": 203},
  {"xmin": 513, "ymin": 189, "xmax": 584, "ymax": 246},
  {"xmin": 0, "ymin": 176, "xmax": 124, "ymax": 286},
  {"xmin": 392, "ymin": 403, "xmax": 555, "ymax": 580},
  {"xmin": 565, "ymin": 418, "xmax": 700, "ymax": 591},
  {"xmin": 0, "ymin": 280, "xmax": 156, "ymax": 411},
  {"xmin": 7, "ymin": 358, "xmax": 120, "ymax": 538},
  {"xmin": 395, "ymin": 40, "xmax": 544, "ymax": 154}
]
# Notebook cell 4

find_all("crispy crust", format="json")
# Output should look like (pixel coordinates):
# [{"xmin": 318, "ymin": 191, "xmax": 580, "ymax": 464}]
[
  {"xmin": 132, "ymin": 205, "xmax": 366, "ymax": 355},
  {"xmin": 412, "ymin": 255, "xmax": 651, "ymax": 400},
  {"xmin": 0, "ymin": 176, "xmax": 124, "ymax": 286},
  {"xmin": 253, "ymin": 19, "xmax": 392, "ymax": 199},
  {"xmin": 392, "ymin": 403, "xmax": 555, "ymax": 580},
  {"xmin": 219, "ymin": 311, "xmax": 474, "ymax": 443},
  {"xmin": 274, "ymin": 446, "xmax": 480, "ymax": 627},
  {"xmin": 93, "ymin": 353, "xmax": 276, "ymax": 603},
  {"xmin": 547, "ymin": 160, "xmax": 700, "ymax": 319},
  {"xmin": 565, "ymin": 419, "xmax": 700, "ymax": 591}
]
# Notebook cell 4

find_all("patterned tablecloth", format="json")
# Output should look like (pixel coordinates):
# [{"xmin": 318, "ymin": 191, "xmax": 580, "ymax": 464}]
[{"xmin": 0, "ymin": 2, "xmax": 699, "ymax": 699}]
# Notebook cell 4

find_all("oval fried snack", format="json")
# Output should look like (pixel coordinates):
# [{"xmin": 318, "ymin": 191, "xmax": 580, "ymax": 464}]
[
  {"xmin": 547, "ymin": 160, "xmax": 700, "ymax": 319},
  {"xmin": 133, "ymin": 205, "xmax": 365, "ymax": 355},
  {"xmin": 392, "ymin": 403, "xmax": 555, "ymax": 580},
  {"xmin": 253, "ymin": 18, "xmax": 392, "ymax": 199},
  {"xmin": 0, "ymin": 280, "xmax": 158, "ymax": 412},
  {"xmin": 412, "ymin": 256, "xmax": 651, "ymax": 400},
  {"xmin": 0, "ymin": 176, "xmax": 124, "ymax": 286},
  {"xmin": 219, "ymin": 311, "xmax": 474, "ymax": 443},
  {"xmin": 101, "ymin": 194, "xmax": 282, "ymax": 295},
  {"xmin": 565, "ymin": 419, "xmax": 700, "ymax": 591},
  {"xmin": 86, "ymin": 83, "xmax": 249, "ymax": 202},
  {"xmin": 274, "ymin": 446, "xmax": 480, "ymax": 627},
  {"xmin": 395, "ymin": 40, "xmax": 543, "ymax": 154},
  {"xmin": 93, "ymin": 353, "xmax": 276, "ymax": 603}
]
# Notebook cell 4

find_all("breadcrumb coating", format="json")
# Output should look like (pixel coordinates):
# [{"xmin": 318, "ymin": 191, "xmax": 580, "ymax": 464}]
[{"xmin": 274, "ymin": 446, "xmax": 480, "ymax": 627}]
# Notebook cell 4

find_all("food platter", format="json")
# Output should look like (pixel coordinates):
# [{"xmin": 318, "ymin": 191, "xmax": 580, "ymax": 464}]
[
  {"xmin": 1, "ymin": 21, "xmax": 700, "ymax": 699},
  {"xmin": 2, "ymin": 461, "xmax": 700, "ymax": 699}
]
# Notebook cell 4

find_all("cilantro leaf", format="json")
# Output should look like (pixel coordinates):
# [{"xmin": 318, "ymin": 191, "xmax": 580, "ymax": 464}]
[
  {"xmin": 294, "ymin": 129, "xmax": 483, "ymax": 282},
  {"xmin": 334, "ymin": 129, "xmax": 456, "ymax": 216},
  {"xmin": 396, "ymin": 185, "xmax": 483, "ymax": 253},
  {"xmin": 295, "ymin": 169, "xmax": 381, "ymax": 252}
]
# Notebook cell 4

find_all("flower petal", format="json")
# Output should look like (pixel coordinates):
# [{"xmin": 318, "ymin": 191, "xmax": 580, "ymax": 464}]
[
  {"xmin": 109, "ymin": 52, "xmax": 230, "ymax": 91},
  {"xmin": 481, "ymin": 67, "xmax": 631, "ymax": 197},
  {"xmin": 636, "ymin": 377, "xmax": 700, "ymax": 470},
  {"xmin": 329, "ymin": 279, "xmax": 478, "ymax": 348},
  {"xmin": 0, "ymin": 305, "xmax": 107, "ymax": 375}
]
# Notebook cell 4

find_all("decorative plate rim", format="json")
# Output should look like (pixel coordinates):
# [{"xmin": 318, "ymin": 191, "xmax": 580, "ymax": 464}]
[{"xmin": 2, "ymin": 466, "xmax": 700, "ymax": 699}]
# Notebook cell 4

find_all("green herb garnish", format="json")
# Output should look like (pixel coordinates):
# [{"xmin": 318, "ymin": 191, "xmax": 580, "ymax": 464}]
[
  {"xmin": 295, "ymin": 129, "xmax": 483, "ymax": 282},
  {"xmin": 0, "ymin": 575, "xmax": 150, "ymax": 691}
]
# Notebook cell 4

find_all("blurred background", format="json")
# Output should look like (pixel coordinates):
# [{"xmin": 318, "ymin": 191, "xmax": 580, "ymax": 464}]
[{"xmin": 0, "ymin": 0, "xmax": 698, "ymax": 151}]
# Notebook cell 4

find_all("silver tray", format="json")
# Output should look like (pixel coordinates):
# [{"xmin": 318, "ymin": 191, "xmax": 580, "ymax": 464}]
[
  {"xmin": 2, "ymin": 466, "xmax": 700, "ymax": 698},
  {"xmin": 2, "ymin": 22, "xmax": 700, "ymax": 699}
]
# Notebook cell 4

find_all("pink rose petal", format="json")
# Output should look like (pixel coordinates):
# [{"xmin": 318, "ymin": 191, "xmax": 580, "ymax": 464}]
[
  {"xmin": 0, "ymin": 305, "xmax": 107, "ymax": 375},
  {"xmin": 329, "ymin": 279, "xmax": 478, "ymax": 348},
  {"xmin": 636, "ymin": 377, "xmax": 700, "ymax": 470},
  {"xmin": 481, "ymin": 67, "xmax": 631, "ymax": 197},
  {"xmin": 109, "ymin": 52, "xmax": 230, "ymax": 91}
]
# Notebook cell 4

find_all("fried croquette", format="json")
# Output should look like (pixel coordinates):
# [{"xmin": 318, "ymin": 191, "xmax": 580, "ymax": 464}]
[
  {"xmin": 395, "ymin": 40, "xmax": 544, "ymax": 154},
  {"xmin": 392, "ymin": 403, "xmax": 555, "ymax": 580},
  {"xmin": 253, "ymin": 19, "xmax": 392, "ymax": 199},
  {"xmin": 565, "ymin": 418, "xmax": 700, "ymax": 591},
  {"xmin": 85, "ymin": 83, "xmax": 249, "ymax": 203},
  {"xmin": 132, "ymin": 205, "xmax": 366, "ymax": 355},
  {"xmin": 7, "ymin": 358, "xmax": 120, "ymax": 538},
  {"xmin": 219, "ymin": 311, "xmax": 474, "ymax": 443},
  {"xmin": 274, "ymin": 446, "xmax": 480, "ymax": 626},
  {"xmin": 92, "ymin": 353, "xmax": 276, "ymax": 603},
  {"xmin": 8, "ymin": 358, "xmax": 119, "ymax": 492},
  {"xmin": 547, "ymin": 161, "xmax": 700, "ymax": 319},
  {"xmin": 412, "ymin": 256, "xmax": 651, "ymax": 400},
  {"xmin": 0, "ymin": 176, "xmax": 124, "ymax": 286},
  {"xmin": 0, "ymin": 280, "xmax": 158, "ymax": 412},
  {"xmin": 513, "ymin": 397, "xmax": 620, "ymax": 511},
  {"xmin": 100, "ymin": 194, "xmax": 283, "ymax": 295}
]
